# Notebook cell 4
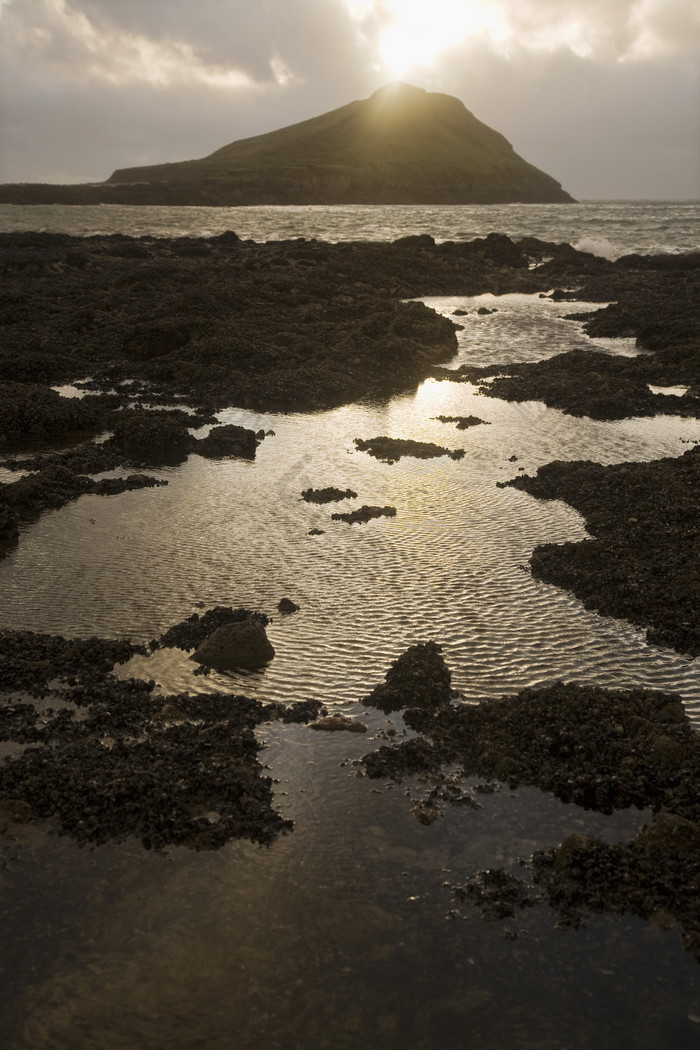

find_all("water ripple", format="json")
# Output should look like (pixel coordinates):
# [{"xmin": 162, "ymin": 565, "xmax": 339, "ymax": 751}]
[{"xmin": 1, "ymin": 295, "xmax": 697, "ymax": 719}]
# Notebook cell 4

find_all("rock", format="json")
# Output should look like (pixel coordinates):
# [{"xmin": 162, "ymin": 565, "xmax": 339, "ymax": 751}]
[
  {"xmin": 501, "ymin": 447, "xmax": 700, "ymax": 657},
  {"xmin": 194, "ymin": 424, "xmax": 259, "ymax": 460},
  {"xmin": 156, "ymin": 606, "xmax": 269, "ymax": 651},
  {"xmin": 108, "ymin": 409, "xmax": 192, "ymax": 465},
  {"xmin": 308, "ymin": 528, "xmax": 325, "ymax": 536},
  {"xmin": 331, "ymin": 505, "xmax": 397, "ymax": 524},
  {"xmin": 126, "ymin": 321, "xmax": 191, "ymax": 361},
  {"xmin": 192, "ymin": 618, "xmax": 275, "ymax": 670},
  {"xmin": 277, "ymin": 598, "xmax": 299, "ymax": 613},
  {"xmin": 301, "ymin": 486, "xmax": 358, "ymax": 503},
  {"xmin": 354, "ymin": 436, "xmax": 465, "ymax": 463},
  {"xmin": 310, "ymin": 715, "xmax": 367, "ymax": 733},
  {"xmin": 433, "ymin": 415, "xmax": 489, "ymax": 429},
  {"xmin": 364, "ymin": 641, "xmax": 453, "ymax": 714}
]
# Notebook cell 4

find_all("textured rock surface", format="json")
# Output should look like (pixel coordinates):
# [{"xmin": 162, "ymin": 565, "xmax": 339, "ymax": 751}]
[{"xmin": 192, "ymin": 618, "xmax": 275, "ymax": 669}]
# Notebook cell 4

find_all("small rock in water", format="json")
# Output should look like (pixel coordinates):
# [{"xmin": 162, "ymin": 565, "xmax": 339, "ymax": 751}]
[
  {"xmin": 277, "ymin": 598, "xmax": 300, "ymax": 613},
  {"xmin": 192, "ymin": 618, "xmax": 275, "ymax": 670},
  {"xmin": 310, "ymin": 715, "xmax": 367, "ymax": 733},
  {"xmin": 331, "ymin": 505, "xmax": 397, "ymax": 525}
]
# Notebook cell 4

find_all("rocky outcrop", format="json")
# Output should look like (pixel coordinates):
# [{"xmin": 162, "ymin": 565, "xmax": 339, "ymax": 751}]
[
  {"xmin": 194, "ymin": 424, "xmax": 260, "ymax": 459},
  {"xmin": 354, "ymin": 436, "xmax": 465, "ymax": 463},
  {"xmin": 364, "ymin": 641, "xmax": 453, "ymax": 714},
  {"xmin": 330, "ymin": 505, "xmax": 397, "ymax": 524},
  {"xmin": 501, "ymin": 446, "xmax": 700, "ymax": 657},
  {"xmin": 0, "ymin": 618, "xmax": 323, "ymax": 850},
  {"xmin": 192, "ymin": 617, "xmax": 275, "ymax": 670},
  {"xmin": 361, "ymin": 649, "xmax": 700, "ymax": 959},
  {"xmin": 301, "ymin": 487, "xmax": 358, "ymax": 504}
]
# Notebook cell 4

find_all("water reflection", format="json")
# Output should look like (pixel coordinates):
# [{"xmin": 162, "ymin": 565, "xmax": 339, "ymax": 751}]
[
  {"xmin": 1, "ymin": 295, "xmax": 697, "ymax": 713},
  {"xmin": 2, "ymin": 292, "xmax": 700, "ymax": 1048}
]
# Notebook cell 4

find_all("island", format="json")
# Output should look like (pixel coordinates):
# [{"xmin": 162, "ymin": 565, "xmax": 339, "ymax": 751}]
[{"xmin": 0, "ymin": 83, "xmax": 574, "ymax": 206}]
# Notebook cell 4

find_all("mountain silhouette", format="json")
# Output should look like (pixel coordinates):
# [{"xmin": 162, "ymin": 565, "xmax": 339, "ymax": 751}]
[{"xmin": 1, "ymin": 83, "xmax": 574, "ymax": 205}]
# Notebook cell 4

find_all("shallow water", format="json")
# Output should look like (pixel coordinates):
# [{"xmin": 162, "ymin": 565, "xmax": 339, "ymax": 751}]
[
  {"xmin": 1, "ymin": 291, "xmax": 699, "ymax": 1048},
  {"xmin": 2, "ymin": 728, "xmax": 700, "ymax": 1050},
  {"xmin": 1, "ymin": 294, "xmax": 697, "ymax": 713}
]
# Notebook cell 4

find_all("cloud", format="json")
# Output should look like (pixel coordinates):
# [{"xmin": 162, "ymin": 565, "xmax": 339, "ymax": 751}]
[{"xmin": 0, "ymin": 0, "xmax": 698, "ymax": 196}]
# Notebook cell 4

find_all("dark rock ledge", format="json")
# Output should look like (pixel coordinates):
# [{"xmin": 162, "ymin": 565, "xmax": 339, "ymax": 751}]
[
  {"xmin": 0, "ymin": 405, "xmax": 265, "ymax": 557},
  {"xmin": 500, "ymin": 446, "xmax": 700, "ymax": 657},
  {"xmin": 331, "ymin": 505, "xmax": 397, "ymax": 525},
  {"xmin": 354, "ymin": 436, "xmax": 465, "ymax": 463},
  {"xmin": 433, "ymin": 414, "xmax": 490, "ymax": 429},
  {"xmin": 0, "ymin": 608, "xmax": 323, "ymax": 851},
  {"xmin": 432, "ymin": 257, "xmax": 700, "ymax": 421},
  {"xmin": 361, "ymin": 643, "xmax": 700, "ymax": 960},
  {"xmin": 301, "ymin": 487, "xmax": 358, "ymax": 504}
]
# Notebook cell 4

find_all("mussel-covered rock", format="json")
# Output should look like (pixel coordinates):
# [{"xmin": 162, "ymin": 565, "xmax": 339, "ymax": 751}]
[
  {"xmin": 364, "ymin": 641, "xmax": 453, "ymax": 714},
  {"xmin": 354, "ymin": 436, "xmax": 465, "ymax": 463},
  {"xmin": 192, "ymin": 617, "xmax": 275, "ymax": 670},
  {"xmin": 331, "ymin": 505, "xmax": 396, "ymax": 524},
  {"xmin": 194, "ymin": 424, "xmax": 259, "ymax": 459}
]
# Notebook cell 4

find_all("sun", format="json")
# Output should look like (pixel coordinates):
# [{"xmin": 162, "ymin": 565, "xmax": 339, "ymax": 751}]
[{"xmin": 375, "ymin": 0, "xmax": 508, "ymax": 77}]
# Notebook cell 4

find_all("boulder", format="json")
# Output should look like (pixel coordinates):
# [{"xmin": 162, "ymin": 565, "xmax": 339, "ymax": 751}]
[
  {"xmin": 194, "ymin": 424, "xmax": 258, "ymax": 460},
  {"xmin": 192, "ymin": 618, "xmax": 275, "ymax": 670}
]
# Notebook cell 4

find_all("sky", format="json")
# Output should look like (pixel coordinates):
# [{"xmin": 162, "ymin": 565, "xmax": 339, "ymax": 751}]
[{"xmin": 0, "ymin": 0, "xmax": 698, "ymax": 199}]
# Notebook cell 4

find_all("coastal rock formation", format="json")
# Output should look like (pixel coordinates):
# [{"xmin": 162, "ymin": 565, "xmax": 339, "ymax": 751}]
[
  {"xmin": 0, "ymin": 84, "xmax": 574, "ymax": 206},
  {"xmin": 155, "ymin": 606, "xmax": 271, "ymax": 651},
  {"xmin": 331, "ymin": 505, "xmax": 397, "ymax": 524},
  {"xmin": 361, "ymin": 649, "xmax": 700, "ymax": 960},
  {"xmin": 435, "ymin": 253, "xmax": 700, "ymax": 420},
  {"xmin": 0, "ymin": 620, "xmax": 323, "ymax": 849},
  {"xmin": 194, "ymin": 424, "xmax": 259, "ymax": 459},
  {"xmin": 192, "ymin": 618, "xmax": 275, "ymax": 670},
  {"xmin": 354, "ymin": 436, "xmax": 465, "ymax": 463},
  {"xmin": 433, "ymin": 414, "xmax": 489, "ymax": 429},
  {"xmin": 501, "ymin": 447, "xmax": 700, "ymax": 656},
  {"xmin": 364, "ymin": 641, "xmax": 454, "ymax": 713},
  {"xmin": 310, "ymin": 714, "xmax": 367, "ymax": 733},
  {"xmin": 301, "ymin": 487, "xmax": 358, "ymax": 504}
]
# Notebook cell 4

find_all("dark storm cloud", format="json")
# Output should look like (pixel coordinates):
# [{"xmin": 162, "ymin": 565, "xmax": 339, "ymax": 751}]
[{"xmin": 0, "ymin": 0, "xmax": 698, "ymax": 197}]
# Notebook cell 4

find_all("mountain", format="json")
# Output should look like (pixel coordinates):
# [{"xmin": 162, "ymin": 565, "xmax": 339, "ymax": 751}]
[{"xmin": 0, "ymin": 84, "xmax": 575, "ymax": 205}]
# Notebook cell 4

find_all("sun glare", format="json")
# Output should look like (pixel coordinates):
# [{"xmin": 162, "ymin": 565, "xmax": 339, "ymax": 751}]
[{"xmin": 376, "ymin": 0, "xmax": 508, "ymax": 77}]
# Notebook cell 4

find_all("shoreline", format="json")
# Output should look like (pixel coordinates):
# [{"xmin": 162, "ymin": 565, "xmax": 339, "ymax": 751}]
[
  {"xmin": 1, "ymin": 229, "xmax": 699, "ymax": 981},
  {"xmin": 1, "ymin": 230, "xmax": 697, "ymax": 652}
]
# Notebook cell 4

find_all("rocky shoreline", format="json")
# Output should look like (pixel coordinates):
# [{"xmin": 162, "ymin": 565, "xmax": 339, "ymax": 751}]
[
  {"xmin": 1, "ymin": 229, "xmax": 699, "ymax": 955},
  {"xmin": 361, "ymin": 644, "xmax": 700, "ymax": 961},
  {"xmin": 0, "ymin": 608, "xmax": 322, "ymax": 851},
  {"xmin": 2, "ymin": 230, "xmax": 696, "ymax": 646},
  {"xmin": 500, "ymin": 449, "xmax": 700, "ymax": 657}
]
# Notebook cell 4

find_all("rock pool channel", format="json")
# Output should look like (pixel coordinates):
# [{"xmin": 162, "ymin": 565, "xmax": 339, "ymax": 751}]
[{"xmin": 0, "ymin": 291, "xmax": 699, "ymax": 1049}]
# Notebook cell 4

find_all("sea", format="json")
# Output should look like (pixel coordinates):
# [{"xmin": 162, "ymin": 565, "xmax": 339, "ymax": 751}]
[
  {"xmin": 1, "ymin": 200, "xmax": 699, "ymax": 1049},
  {"xmin": 1, "ymin": 199, "xmax": 699, "ymax": 258}
]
